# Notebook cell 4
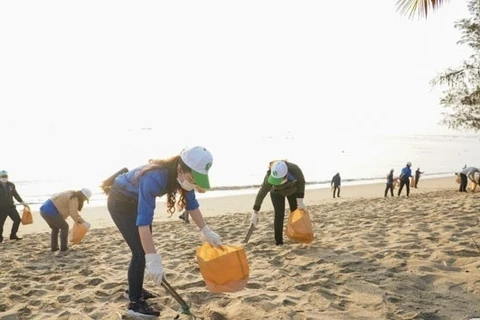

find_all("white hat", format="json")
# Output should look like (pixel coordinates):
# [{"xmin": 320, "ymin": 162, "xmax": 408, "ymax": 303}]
[
  {"xmin": 407, "ymin": 162, "xmax": 412, "ymax": 166},
  {"xmin": 268, "ymin": 161, "xmax": 288, "ymax": 185},
  {"xmin": 0, "ymin": 170, "xmax": 7, "ymax": 176},
  {"xmin": 180, "ymin": 146, "xmax": 213, "ymax": 189},
  {"xmin": 81, "ymin": 188, "xmax": 92, "ymax": 200}
]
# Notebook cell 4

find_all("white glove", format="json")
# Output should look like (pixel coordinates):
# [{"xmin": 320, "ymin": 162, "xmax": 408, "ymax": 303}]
[
  {"xmin": 82, "ymin": 221, "xmax": 91, "ymax": 230},
  {"xmin": 21, "ymin": 202, "xmax": 29, "ymax": 208},
  {"xmin": 297, "ymin": 198, "xmax": 305, "ymax": 209},
  {"xmin": 145, "ymin": 253, "xmax": 164, "ymax": 285},
  {"xmin": 200, "ymin": 225, "xmax": 222, "ymax": 247},
  {"xmin": 250, "ymin": 211, "xmax": 259, "ymax": 227}
]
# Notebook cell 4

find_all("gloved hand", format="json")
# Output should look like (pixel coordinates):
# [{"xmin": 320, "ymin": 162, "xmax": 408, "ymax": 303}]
[
  {"xmin": 200, "ymin": 225, "xmax": 222, "ymax": 247},
  {"xmin": 21, "ymin": 202, "xmax": 29, "ymax": 208},
  {"xmin": 250, "ymin": 211, "xmax": 259, "ymax": 227},
  {"xmin": 82, "ymin": 221, "xmax": 91, "ymax": 230},
  {"xmin": 297, "ymin": 198, "xmax": 305, "ymax": 209},
  {"xmin": 145, "ymin": 253, "xmax": 164, "ymax": 285}
]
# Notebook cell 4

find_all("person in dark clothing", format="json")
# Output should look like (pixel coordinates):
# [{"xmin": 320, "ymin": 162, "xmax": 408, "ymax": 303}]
[
  {"xmin": 385, "ymin": 169, "xmax": 395, "ymax": 197},
  {"xmin": 414, "ymin": 168, "xmax": 424, "ymax": 188},
  {"xmin": 0, "ymin": 170, "xmax": 29, "ymax": 243},
  {"xmin": 250, "ymin": 160, "xmax": 306, "ymax": 246},
  {"xmin": 398, "ymin": 162, "xmax": 413, "ymax": 196},
  {"xmin": 331, "ymin": 172, "xmax": 341, "ymax": 198},
  {"xmin": 459, "ymin": 166, "xmax": 479, "ymax": 192}
]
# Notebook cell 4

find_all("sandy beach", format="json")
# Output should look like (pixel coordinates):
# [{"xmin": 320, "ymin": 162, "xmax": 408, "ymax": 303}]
[{"xmin": 1, "ymin": 176, "xmax": 479, "ymax": 319}]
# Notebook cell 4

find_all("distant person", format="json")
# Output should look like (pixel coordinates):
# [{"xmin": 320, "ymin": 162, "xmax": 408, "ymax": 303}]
[
  {"xmin": 414, "ymin": 168, "xmax": 424, "ymax": 188},
  {"xmin": 39, "ymin": 188, "xmax": 92, "ymax": 252},
  {"xmin": 250, "ymin": 160, "xmax": 306, "ymax": 246},
  {"xmin": 459, "ymin": 166, "xmax": 480, "ymax": 192},
  {"xmin": 0, "ymin": 170, "xmax": 29, "ymax": 243},
  {"xmin": 107, "ymin": 146, "xmax": 221, "ymax": 318},
  {"xmin": 398, "ymin": 162, "xmax": 413, "ymax": 197},
  {"xmin": 384, "ymin": 169, "xmax": 395, "ymax": 197},
  {"xmin": 331, "ymin": 172, "xmax": 341, "ymax": 198}
]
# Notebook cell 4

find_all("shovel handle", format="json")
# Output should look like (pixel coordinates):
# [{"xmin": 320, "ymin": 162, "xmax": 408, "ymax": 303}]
[{"xmin": 243, "ymin": 224, "xmax": 255, "ymax": 243}]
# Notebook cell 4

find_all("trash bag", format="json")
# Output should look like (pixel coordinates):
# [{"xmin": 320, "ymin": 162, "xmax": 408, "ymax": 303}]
[
  {"xmin": 21, "ymin": 207, "xmax": 33, "ymax": 225},
  {"xmin": 71, "ymin": 222, "xmax": 88, "ymax": 244},
  {"xmin": 196, "ymin": 243, "xmax": 249, "ymax": 293},
  {"xmin": 286, "ymin": 208, "xmax": 314, "ymax": 244}
]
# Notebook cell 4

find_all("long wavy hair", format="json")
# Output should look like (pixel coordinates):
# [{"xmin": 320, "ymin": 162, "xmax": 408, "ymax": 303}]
[
  {"xmin": 136, "ymin": 155, "xmax": 191, "ymax": 215},
  {"xmin": 70, "ymin": 191, "xmax": 88, "ymax": 211}
]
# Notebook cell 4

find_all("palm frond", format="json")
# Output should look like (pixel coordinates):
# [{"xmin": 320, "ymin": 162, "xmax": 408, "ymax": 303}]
[{"xmin": 395, "ymin": 0, "xmax": 448, "ymax": 19}]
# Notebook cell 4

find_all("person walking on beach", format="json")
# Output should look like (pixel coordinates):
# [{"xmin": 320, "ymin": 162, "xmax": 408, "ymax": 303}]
[
  {"xmin": 414, "ymin": 168, "xmax": 424, "ymax": 188},
  {"xmin": 0, "ymin": 170, "xmax": 29, "ymax": 243},
  {"xmin": 398, "ymin": 162, "xmax": 413, "ymax": 197},
  {"xmin": 250, "ymin": 160, "xmax": 306, "ymax": 246},
  {"xmin": 107, "ymin": 146, "xmax": 222, "ymax": 318},
  {"xmin": 39, "ymin": 188, "xmax": 92, "ymax": 252},
  {"xmin": 384, "ymin": 169, "xmax": 395, "ymax": 197},
  {"xmin": 331, "ymin": 172, "xmax": 341, "ymax": 198},
  {"xmin": 459, "ymin": 166, "xmax": 480, "ymax": 192}
]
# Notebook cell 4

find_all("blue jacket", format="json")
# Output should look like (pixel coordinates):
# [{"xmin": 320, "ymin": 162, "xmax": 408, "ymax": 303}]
[
  {"xmin": 400, "ymin": 166, "xmax": 412, "ymax": 180},
  {"xmin": 113, "ymin": 166, "xmax": 199, "ymax": 226}
]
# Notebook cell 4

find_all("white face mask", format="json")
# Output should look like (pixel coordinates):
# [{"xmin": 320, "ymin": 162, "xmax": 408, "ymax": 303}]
[
  {"xmin": 0, "ymin": 178, "xmax": 7, "ymax": 183},
  {"xmin": 177, "ymin": 172, "xmax": 196, "ymax": 191}
]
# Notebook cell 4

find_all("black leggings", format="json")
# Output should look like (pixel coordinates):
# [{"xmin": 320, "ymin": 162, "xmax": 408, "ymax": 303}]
[
  {"xmin": 459, "ymin": 173, "xmax": 468, "ymax": 192},
  {"xmin": 384, "ymin": 183, "xmax": 394, "ymax": 197},
  {"xmin": 108, "ymin": 188, "xmax": 150, "ymax": 302},
  {"xmin": 398, "ymin": 179, "xmax": 410, "ymax": 196},
  {"xmin": 270, "ymin": 193, "xmax": 298, "ymax": 245}
]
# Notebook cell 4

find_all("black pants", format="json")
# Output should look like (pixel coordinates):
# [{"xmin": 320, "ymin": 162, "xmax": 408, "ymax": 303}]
[
  {"xmin": 0, "ymin": 206, "xmax": 21, "ymax": 241},
  {"xmin": 332, "ymin": 186, "xmax": 340, "ymax": 198},
  {"xmin": 398, "ymin": 178, "xmax": 410, "ymax": 196},
  {"xmin": 108, "ymin": 188, "xmax": 150, "ymax": 302},
  {"xmin": 270, "ymin": 193, "xmax": 298, "ymax": 245},
  {"xmin": 384, "ymin": 183, "xmax": 394, "ymax": 197},
  {"xmin": 414, "ymin": 175, "xmax": 420, "ymax": 188},
  {"xmin": 459, "ymin": 173, "xmax": 468, "ymax": 192}
]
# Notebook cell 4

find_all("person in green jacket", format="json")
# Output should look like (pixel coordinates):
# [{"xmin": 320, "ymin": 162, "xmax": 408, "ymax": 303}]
[{"xmin": 250, "ymin": 160, "xmax": 306, "ymax": 246}]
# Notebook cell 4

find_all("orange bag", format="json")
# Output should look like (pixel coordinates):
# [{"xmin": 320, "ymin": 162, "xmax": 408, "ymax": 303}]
[
  {"xmin": 286, "ymin": 208, "xmax": 314, "ymax": 244},
  {"xmin": 70, "ymin": 222, "xmax": 88, "ymax": 244},
  {"xmin": 21, "ymin": 207, "xmax": 33, "ymax": 225},
  {"xmin": 196, "ymin": 243, "xmax": 249, "ymax": 293}
]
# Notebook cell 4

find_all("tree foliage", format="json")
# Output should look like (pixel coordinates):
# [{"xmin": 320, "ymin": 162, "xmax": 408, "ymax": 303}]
[
  {"xmin": 431, "ymin": 0, "xmax": 480, "ymax": 131},
  {"xmin": 396, "ymin": 0, "xmax": 448, "ymax": 20}
]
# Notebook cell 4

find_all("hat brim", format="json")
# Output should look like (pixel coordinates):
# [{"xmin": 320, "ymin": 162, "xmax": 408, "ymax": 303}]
[
  {"xmin": 268, "ymin": 175, "xmax": 284, "ymax": 186},
  {"xmin": 192, "ymin": 170, "xmax": 210, "ymax": 190}
]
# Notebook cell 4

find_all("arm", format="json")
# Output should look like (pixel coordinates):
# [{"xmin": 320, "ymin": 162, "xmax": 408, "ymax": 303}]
[
  {"xmin": 289, "ymin": 163, "xmax": 306, "ymax": 198},
  {"xmin": 139, "ymin": 226, "xmax": 156, "ymax": 254},
  {"xmin": 68, "ymin": 198, "xmax": 85, "ymax": 224},
  {"xmin": 11, "ymin": 185, "xmax": 26, "ymax": 205},
  {"xmin": 253, "ymin": 173, "xmax": 272, "ymax": 211}
]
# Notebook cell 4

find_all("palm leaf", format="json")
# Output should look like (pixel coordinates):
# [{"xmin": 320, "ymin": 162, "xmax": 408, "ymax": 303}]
[{"xmin": 396, "ymin": 0, "xmax": 448, "ymax": 19}]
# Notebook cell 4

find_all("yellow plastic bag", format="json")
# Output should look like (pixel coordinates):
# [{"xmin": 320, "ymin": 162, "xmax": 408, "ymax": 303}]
[
  {"xmin": 70, "ymin": 222, "xmax": 88, "ymax": 244},
  {"xmin": 21, "ymin": 207, "xmax": 33, "ymax": 225},
  {"xmin": 286, "ymin": 208, "xmax": 314, "ymax": 244},
  {"xmin": 455, "ymin": 174, "xmax": 460, "ymax": 184},
  {"xmin": 196, "ymin": 243, "xmax": 249, "ymax": 293}
]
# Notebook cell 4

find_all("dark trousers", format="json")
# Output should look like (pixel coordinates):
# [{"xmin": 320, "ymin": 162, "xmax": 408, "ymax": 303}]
[
  {"xmin": 270, "ymin": 193, "xmax": 298, "ymax": 245},
  {"xmin": 108, "ymin": 188, "xmax": 149, "ymax": 302},
  {"xmin": 333, "ymin": 186, "xmax": 340, "ymax": 198},
  {"xmin": 398, "ymin": 179, "xmax": 410, "ymax": 196},
  {"xmin": 459, "ymin": 173, "xmax": 468, "ymax": 192},
  {"xmin": 41, "ymin": 212, "xmax": 69, "ymax": 251},
  {"xmin": 384, "ymin": 183, "xmax": 394, "ymax": 197},
  {"xmin": 0, "ymin": 206, "xmax": 21, "ymax": 241},
  {"xmin": 414, "ymin": 175, "xmax": 420, "ymax": 188}
]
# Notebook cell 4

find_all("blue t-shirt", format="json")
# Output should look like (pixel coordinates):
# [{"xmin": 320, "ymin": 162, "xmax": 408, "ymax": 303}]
[
  {"xmin": 113, "ymin": 166, "xmax": 199, "ymax": 226},
  {"xmin": 40, "ymin": 199, "xmax": 60, "ymax": 216}
]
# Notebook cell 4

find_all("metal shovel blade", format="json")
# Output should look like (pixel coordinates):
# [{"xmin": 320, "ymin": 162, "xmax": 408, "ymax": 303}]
[{"xmin": 243, "ymin": 224, "xmax": 255, "ymax": 243}]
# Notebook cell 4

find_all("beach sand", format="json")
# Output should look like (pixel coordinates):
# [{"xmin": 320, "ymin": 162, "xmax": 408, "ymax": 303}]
[{"xmin": 1, "ymin": 176, "xmax": 479, "ymax": 319}]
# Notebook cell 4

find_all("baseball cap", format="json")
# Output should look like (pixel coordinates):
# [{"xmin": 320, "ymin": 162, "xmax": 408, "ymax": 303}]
[
  {"xmin": 268, "ymin": 161, "xmax": 288, "ymax": 185},
  {"xmin": 180, "ymin": 146, "xmax": 213, "ymax": 189},
  {"xmin": 0, "ymin": 170, "xmax": 7, "ymax": 177},
  {"xmin": 81, "ymin": 188, "xmax": 92, "ymax": 201}
]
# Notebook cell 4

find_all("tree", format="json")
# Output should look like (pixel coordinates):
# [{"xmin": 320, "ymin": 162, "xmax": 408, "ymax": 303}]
[
  {"xmin": 396, "ymin": 0, "xmax": 449, "ymax": 19},
  {"xmin": 431, "ymin": 0, "xmax": 480, "ymax": 131}
]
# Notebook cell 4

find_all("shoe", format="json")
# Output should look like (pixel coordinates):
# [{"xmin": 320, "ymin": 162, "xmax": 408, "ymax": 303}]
[
  {"xmin": 124, "ymin": 288, "xmax": 157, "ymax": 300},
  {"xmin": 126, "ymin": 299, "xmax": 160, "ymax": 318},
  {"xmin": 10, "ymin": 236, "xmax": 22, "ymax": 240}
]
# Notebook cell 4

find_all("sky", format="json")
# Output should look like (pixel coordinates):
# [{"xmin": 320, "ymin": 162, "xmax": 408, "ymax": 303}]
[{"xmin": 0, "ymin": 0, "xmax": 474, "ymax": 141}]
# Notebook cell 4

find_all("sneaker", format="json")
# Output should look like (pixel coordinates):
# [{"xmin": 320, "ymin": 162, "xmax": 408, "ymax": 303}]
[
  {"xmin": 10, "ymin": 236, "xmax": 22, "ymax": 240},
  {"xmin": 124, "ymin": 288, "xmax": 157, "ymax": 300},
  {"xmin": 126, "ymin": 299, "xmax": 160, "ymax": 318}
]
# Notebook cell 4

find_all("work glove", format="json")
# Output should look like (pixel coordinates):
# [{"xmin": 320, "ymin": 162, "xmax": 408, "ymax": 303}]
[
  {"xmin": 82, "ymin": 221, "xmax": 91, "ymax": 230},
  {"xmin": 200, "ymin": 225, "xmax": 222, "ymax": 247},
  {"xmin": 250, "ymin": 211, "xmax": 259, "ymax": 227},
  {"xmin": 145, "ymin": 253, "xmax": 164, "ymax": 285},
  {"xmin": 21, "ymin": 202, "xmax": 29, "ymax": 208},
  {"xmin": 297, "ymin": 198, "xmax": 306, "ymax": 209}
]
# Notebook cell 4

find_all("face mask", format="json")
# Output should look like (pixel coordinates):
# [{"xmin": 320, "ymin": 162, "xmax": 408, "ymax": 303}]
[
  {"xmin": 0, "ymin": 178, "xmax": 7, "ymax": 183},
  {"xmin": 177, "ymin": 172, "xmax": 196, "ymax": 191}
]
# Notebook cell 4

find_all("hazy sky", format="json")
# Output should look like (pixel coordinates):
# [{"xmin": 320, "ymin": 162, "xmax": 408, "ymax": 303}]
[{"xmin": 0, "ymin": 0, "xmax": 473, "ymax": 139}]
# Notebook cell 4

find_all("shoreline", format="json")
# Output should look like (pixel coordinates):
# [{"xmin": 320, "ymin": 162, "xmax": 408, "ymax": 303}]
[{"xmin": 6, "ymin": 175, "xmax": 460, "ymax": 236}]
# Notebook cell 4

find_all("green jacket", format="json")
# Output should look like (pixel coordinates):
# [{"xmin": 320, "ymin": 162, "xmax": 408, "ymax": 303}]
[{"xmin": 253, "ymin": 161, "xmax": 305, "ymax": 211}]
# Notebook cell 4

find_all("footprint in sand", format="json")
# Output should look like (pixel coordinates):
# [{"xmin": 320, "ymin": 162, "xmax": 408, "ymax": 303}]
[
  {"xmin": 57, "ymin": 295, "xmax": 71, "ymax": 303},
  {"xmin": 88, "ymin": 278, "xmax": 104, "ymax": 286}
]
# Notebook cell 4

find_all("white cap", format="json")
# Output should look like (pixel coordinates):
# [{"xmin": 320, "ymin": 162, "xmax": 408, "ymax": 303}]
[
  {"xmin": 180, "ymin": 146, "xmax": 213, "ymax": 189},
  {"xmin": 268, "ymin": 161, "xmax": 288, "ymax": 185},
  {"xmin": 81, "ymin": 188, "xmax": 92, "ymax": 200},
  {"xmin": 0, "ymin": 170, "xmax": 7, "ymax": 176},
  {"xmin": 407, "ymin": 162, "xmax": 412, "ymax": 166}
]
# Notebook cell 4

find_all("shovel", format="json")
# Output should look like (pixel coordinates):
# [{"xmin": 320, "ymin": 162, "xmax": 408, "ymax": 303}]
[
  {"xmin": 161, "ymin": 278, "xmax": 195, "ymax": 318},
  {"xmin": 243, "ymin": 224, "xmax": 255, "ymax": 243}
]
